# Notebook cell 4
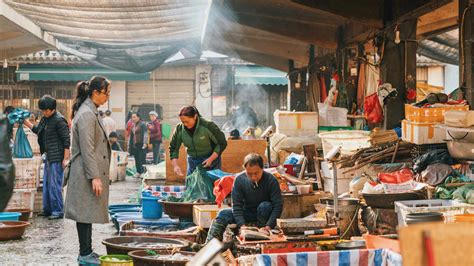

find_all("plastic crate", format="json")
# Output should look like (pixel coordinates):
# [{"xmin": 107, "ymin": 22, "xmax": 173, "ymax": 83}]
[{"xmin": 394, "ymin": 199, "xmax": 474, "ymax": 227}]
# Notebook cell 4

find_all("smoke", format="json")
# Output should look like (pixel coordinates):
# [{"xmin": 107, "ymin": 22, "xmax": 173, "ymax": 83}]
[{"xmin": 230, "ymin": 84, "xmax": 269, "ymax": 133}]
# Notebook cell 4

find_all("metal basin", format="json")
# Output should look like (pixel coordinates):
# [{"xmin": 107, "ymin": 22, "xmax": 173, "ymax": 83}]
[
  {"xmin": 447, "ymin": 140, "xmax": 474, "ymax": 160},
  {"xmin": 128, "ymin": 250, "xmax": 195, "ymax": 266},
  {"xmin": 102, "ymin": 236, "xmax": 188, "ymax": 255}
]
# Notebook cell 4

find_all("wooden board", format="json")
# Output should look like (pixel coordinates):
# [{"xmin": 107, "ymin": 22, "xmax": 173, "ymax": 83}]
[
  {"xmin": 399, "ymin": 222, "xmax": 474, "ymax": 266},
  {"xmin": 165, "ymin": 139, "xmax": 267, "ymax": 183}
]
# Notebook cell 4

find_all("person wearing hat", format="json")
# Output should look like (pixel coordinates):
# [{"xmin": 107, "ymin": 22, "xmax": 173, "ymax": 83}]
[
  {"xmin": 148, "ymin": 111, "xmax": 162, "ymax": 164},
  {"xmin": 108, "ymin": 132, "xmax": 122, "ymax": 151},
  {"xmin": 228, "ymin": 129, "xmax": 241, "ymax": 140}
]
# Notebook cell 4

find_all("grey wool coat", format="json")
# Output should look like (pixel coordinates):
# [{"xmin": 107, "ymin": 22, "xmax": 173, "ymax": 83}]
[{"xmin": 65, "ymin": 98, "xmax": 111, "ymax": 224}]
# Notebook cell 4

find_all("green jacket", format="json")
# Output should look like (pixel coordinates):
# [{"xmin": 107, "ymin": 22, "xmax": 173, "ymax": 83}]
[{"xmin": 169, "ymin": 117, "xmax": 227, "ymax": 159}]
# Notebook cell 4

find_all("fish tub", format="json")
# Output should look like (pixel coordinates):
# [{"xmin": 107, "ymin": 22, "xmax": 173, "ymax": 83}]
[{"xmin": 102, "ymin": 236, "xmax": 188, "ymax": 255}]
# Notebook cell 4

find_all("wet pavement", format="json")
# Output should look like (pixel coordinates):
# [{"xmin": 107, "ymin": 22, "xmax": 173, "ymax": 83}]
[{"xmin": 0, "ymin": 177, "xmax": 141, "ymax": 265}]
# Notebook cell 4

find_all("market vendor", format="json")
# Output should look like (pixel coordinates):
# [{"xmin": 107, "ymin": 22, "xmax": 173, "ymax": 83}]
[
  {"xmin": 169, "ymin": 106, "xmax": 227, "ymax": 176},
  {"xmin": 205, "ymin": 153, "xmax": 283, "ymax": 243}
]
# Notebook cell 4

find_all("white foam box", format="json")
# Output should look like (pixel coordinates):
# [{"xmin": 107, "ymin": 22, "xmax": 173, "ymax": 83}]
[
  {"xmin": 110, "ymin": 151, "xmax": 129, "ymax": 182},
  {"xmin": 193, "ymin": 204, "xmax": 230, "ymax": 229},
  {"xmin": 402, "ymin": 119, "xmax": 445, "ymax": 145},
  {"xmin": 274, "ymin": 110, "xmax": 318, "ymax": 137},
  {"xmin": 7, "ymin": 189, "xmax": 36, "ymax": 210},
  {"xmin": 13, "ymin": 157, "xmax": 42, "ymax": 189}
]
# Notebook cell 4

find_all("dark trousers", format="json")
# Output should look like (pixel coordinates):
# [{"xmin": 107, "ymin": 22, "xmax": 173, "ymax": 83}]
[
  {"xmin": 151, "ymin": 141, "xmax": 161, "ymax": 164},
  {"xmin": 206, "ymin": 201, "xmax": 273, "ymax": 242},
  {"xmin": 133, "ymin": 143, "xmax": 147, "ymax": 174},
  {"xmin": 76, "ymin": 222, "xmax": 92, "ymax": 256},
  {"xmin": 43, "ymin": 161, "xmax": 64, "ymax": 216}
]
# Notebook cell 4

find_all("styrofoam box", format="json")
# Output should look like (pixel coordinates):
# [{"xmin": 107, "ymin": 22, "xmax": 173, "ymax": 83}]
[
  {"xmin": 274, "ymin": 110, "xmax": 318, "ymax": 137},
  {"xmin": 193, "ymin": 205, "xmax": 229, "ymax": 229},
  {"xmin": 7, "ymin": 189, "xmax": 36, "ymax": 210},
  {"xmin": 402, "ymin": 119, "xmax": 445, "ymax": 145},
  {"xmin": 13, "ymin": 157, "xmax": 42, "ymax": 189},
  {"xmin": 110, "ymin": 151, "xmax": 129, "ymax": 182}
]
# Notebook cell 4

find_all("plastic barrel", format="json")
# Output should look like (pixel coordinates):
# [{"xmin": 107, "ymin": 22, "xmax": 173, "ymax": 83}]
[
  {"xmin": 142, "ymin": 196, "xmax": 163, "ymax": 219},
  {"xmin": 0, "ymin": 212, "xmax": 21, "ymax": 221}
]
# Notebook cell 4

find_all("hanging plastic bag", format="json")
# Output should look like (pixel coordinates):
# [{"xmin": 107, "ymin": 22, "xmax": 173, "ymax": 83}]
[
  {"xmin": 8, "ymin": 109, "xmax": 33, "ymax": 158},
  {"xmin": 364, "ymin": 93, "xmax": 383, "ymax": 124},
  {"xmin": 13, "ymin": 125, "xmax": 33, "ymax": 158},
  {"xmin": 183, "ymin": 166, "xmax": 215, "ymax": 202}
]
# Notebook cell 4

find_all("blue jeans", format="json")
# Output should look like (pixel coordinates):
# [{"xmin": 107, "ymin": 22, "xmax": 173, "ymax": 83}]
[
  {"xmin": 43, "ymin": 161, "xmax": 64, "ymax": 216},
  {"xmin": 206, "ymin": 201, "xmax": 273, "ymax": 242},
  {"xmin": 186, "ymin": 155, "xmax": 222, "ymax": 176}
]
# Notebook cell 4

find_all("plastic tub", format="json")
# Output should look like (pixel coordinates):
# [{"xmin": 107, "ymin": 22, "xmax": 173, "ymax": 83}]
[
  {"xmin": 109, "ymin": 204, "xmax": 141, "ymax": 210},
  {"xmin": 128, "ymin": 250, "xmax": 195, "ymax": 266},
  {"xmin": 109, "ymin": 208, "xmax": 142, "ymax": 216},
  {"xmin": 117, "ymin": 216, "xmax": 178, "ymax": 231},
  {"xmin": 99, "ymin": 255, "xmax": 133, "ymax": 266},
  {"xmin": 142, "ymin": 197, "xmax": 163, "ymax": 219},
  {"xmin": 319, "ymin": 130, "xmax": 371, "ymax": 157},
  {"xmin": 296, "ymin": 185, "xmax": 311, "ymax": 195},
  {"xmin": 0, "ymin": 221, "xmax": 30, "ymax": 241},
  {"xmin": 0, "ymin": 212, "xmax": 21, "ymax": 221},
  {"xmin": 6, "ymin": 208, "xmax": 31, "ymax": 221}
]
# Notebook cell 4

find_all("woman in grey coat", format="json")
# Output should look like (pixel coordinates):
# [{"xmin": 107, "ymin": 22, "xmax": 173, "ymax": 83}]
[{"xmin": 64, "ymin": 76, "xmax": 111, "ymax": 265}]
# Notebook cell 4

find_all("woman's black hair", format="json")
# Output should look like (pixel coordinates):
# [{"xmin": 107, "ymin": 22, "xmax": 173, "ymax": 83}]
[
  {"xmin": 179, "ymin": 106, "xmax": 200, "ymax": 118},
  {"xmin": 131, "ymin": 112, "xmax": 141, "ymax": 119},
  {"xmin": 72, "ymin": 76, "xmax": 110, "ymax": 119}
]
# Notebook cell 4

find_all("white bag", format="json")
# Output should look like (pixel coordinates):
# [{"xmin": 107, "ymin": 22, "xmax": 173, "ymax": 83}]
[{"xmin": 444, "ymin": 110, "xmax": 474, "ymax": 128}]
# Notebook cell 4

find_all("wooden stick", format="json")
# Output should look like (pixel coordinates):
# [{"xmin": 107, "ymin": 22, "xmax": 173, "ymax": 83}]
[
  {"xmin": 299, "ymin": 157, "xmax": 307, "ymax": 179},
  {"xmin": 391, "ymin": 139, "xmax": 401, "ymax": 163}
]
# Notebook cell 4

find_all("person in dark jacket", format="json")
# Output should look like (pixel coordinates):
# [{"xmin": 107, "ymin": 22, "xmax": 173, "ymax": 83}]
[
  {"xmin": 169, "ymin": 106, "xmax": 227, "ymax": 177},
  {"xmin": 206, "ymin": 153, "xmax": 282, "ymax": 243},
  {"xmin": 0, "ymin": 114, "xmax": 15, "ymax": 211},
  {"xmin": 108, "ymin": 132, "xmax": 122, "ymax": 151},
  {"xmin": 24, "ymin": 95, "xmax": 70, "ymax": 219},
  {"xmin": 232, "ymin": 101, "xmax": 258, "ymax": 134},
  {"xmin": 130, "ymin": 113, "xmax": 148, "ymax": 178},
  {"xmin": 3, "ymin": 106, "xmax": 14, "ymax": 141},
  {"xmin": 148, "ymin": 111, "xmax": 162, "ymax": 164}
]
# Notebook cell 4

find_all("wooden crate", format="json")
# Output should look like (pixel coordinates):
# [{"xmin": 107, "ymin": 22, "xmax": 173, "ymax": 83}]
[
  {"xmin": 13, "ymin": 157, "xmax": 42, "ymax": 189},
  {"xmin": 7, "ymin": 189, "xmax": 36, "ymax": 210},
  {"xmin": 165, "ymin": 139, "xmax": 267, "ymax": 183}
]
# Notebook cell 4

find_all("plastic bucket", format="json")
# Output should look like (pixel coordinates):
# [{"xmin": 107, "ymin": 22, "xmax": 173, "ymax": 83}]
[
  {"xmin": 99, "ymin": 255, "xmax": 133, "ymax": 266},
  {"xmin": 0, "ymin": 212, "xmax": 21, "ymax": 221},
  {"xmin": 142, "ymin": 196, "xmax": 163, "ymax": 219},
  {"xmin": 109, "ymin": 204, "xmax": 141, "ymax": 210}
]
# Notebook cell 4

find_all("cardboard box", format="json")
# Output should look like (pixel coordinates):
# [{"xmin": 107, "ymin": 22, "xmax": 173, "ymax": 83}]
[{"xmin": 193, "ymin": 205, "xmax": 229, "ymax": 229}]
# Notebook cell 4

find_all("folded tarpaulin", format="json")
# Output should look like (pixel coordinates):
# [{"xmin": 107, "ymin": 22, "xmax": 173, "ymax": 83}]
[{"xmin": 252, "ymin": 249, "xmax": 397, "ymax": 266}]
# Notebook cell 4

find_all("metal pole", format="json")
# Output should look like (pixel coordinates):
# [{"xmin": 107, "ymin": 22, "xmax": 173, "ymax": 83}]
[
  {"xmin": 332, "ymin": 160, "xmax": 339, "ymax": 220},
  {"xmin": 266, "ymin": 136, "xmax": 271, "ymax": 168}
]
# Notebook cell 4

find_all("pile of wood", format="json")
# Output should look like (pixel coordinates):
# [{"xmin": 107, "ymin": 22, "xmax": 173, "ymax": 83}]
[
  {"xmin": 337, "ymin": 141, "xmax": 413, "ymax": 174},
  {"xmin": 369, "ymin": 129, "xmax": 399, "ymax": 146}
]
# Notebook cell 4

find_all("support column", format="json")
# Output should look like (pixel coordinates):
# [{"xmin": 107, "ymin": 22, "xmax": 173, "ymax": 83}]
[
  {"xmin": 460, "ymin": 0, "xmax": 474, "ymax": 108},
  {"xmin": 289, "ymin": 60, "xmax": 307, "ymax": 111},
  {"xmin": 380, "ymin": 18, "xmax": 417, "ymax": 129}
]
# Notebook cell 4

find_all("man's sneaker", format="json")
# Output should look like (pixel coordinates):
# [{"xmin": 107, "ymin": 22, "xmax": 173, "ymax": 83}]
[
  {"xmin": 37, "ymin": 212, "xmax": 51, "ymax": 217},
  {"xmin": 48, "ymin": 215, "xmax": 63, "ymax": 220},
  {"xmin": 77, "ymin": 252, "xmax": 100, "ymax": 265}
]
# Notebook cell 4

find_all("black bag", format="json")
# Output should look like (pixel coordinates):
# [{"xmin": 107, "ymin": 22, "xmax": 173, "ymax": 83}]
[
  {"xmin": 63, "ymin": 152, "xmax": 79, "ymax": 187},
  {"xmin": 0, "ymin": 115, "xmax": 15, "ymax": 211}
]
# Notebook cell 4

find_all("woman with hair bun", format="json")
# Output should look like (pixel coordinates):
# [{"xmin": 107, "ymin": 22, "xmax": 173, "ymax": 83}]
[{"xmin": 64, "ymin": 76, "xmax": 111, "ymax": 265}]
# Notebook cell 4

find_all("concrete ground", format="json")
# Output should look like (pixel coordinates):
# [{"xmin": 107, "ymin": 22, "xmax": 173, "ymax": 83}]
[{"xmin": 0, "ymin": 176, "xmax": 141, "ymax": 265}]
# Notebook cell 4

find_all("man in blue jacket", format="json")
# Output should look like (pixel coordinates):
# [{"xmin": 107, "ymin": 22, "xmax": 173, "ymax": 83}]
[
  {"xmin": 25, "ymin": 95, "xmax": 70, "ymax": 219},
  {"xmin": 206, "ymin": 153, "xmax": 283, "ymax": 242}
]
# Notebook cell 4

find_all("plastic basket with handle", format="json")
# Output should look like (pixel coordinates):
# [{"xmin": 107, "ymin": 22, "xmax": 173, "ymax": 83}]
[{"xmin": 394, "ymin": 199, "xmax": 474, "ymax": 227}]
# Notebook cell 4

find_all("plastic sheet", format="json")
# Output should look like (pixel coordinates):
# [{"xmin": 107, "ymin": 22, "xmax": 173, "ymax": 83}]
[
  {"xmin": 413, "ymin": 149, "xmax": 456, "ymax": 173},
  {"xmin": 182, "ymin": 166, "xmax": 215, "ymax": 202}
]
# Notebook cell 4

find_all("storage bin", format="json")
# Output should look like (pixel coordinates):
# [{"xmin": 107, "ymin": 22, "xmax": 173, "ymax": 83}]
[
  {"xmin": 0, "ymin": 212, "xmax": 21, "ymax": 221},
  {"xmin": 193, "ymin": 205, "xmax": 229, "ymax": 229},
  {"xmin": 13, "ymin": 157, "xmax": 42, "ymax": 189},
  {"xmin": 401, "ymin": 119, "xmax": 445, "ymax": 145},
  {"xmin": 319, "ymin": 130, "xmax": 371, "ymax": 157},
  {"xmin": 394, "ymin": 199, "xmax": 474, "ymax": 227},
  {"xmin": 274, "ymin": 110, "xmax": 318, "ymax": 137},
  {"xmin": 405, "ymin": 104, "xmax": 469, "ymax": 123}
]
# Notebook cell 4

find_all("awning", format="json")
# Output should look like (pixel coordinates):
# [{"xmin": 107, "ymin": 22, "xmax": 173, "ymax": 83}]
[
  {"xmin": 16, "ymin": 65, "xmax": 150, "ymax": 82},
  {"xmin": 234, "ymin": 66, "xmax": 288, "ymax": 86}
]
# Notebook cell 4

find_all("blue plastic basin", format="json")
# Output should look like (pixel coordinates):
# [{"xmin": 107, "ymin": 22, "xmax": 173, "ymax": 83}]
[{"xmin": 0, "ymin": 212, "xmax": 21, "ymax": 221}]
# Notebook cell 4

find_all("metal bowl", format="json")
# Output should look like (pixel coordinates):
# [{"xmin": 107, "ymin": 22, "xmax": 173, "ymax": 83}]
[
  {"xmin": 102, "ymin": 236, "xmax": 188, "ymax": 255},
  {"xmin": 128, "ymin": 250, "xmax": 195, "ymax": 266},
  {"xmin": 447, "ymin": 140, "xmax": 474, "ymax": 160}
]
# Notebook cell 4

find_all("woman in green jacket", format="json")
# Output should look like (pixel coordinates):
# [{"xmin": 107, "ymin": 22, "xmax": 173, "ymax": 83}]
[{"xmin": 170, "ymin": 106, "xmax": 227, "ymax": 176}]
